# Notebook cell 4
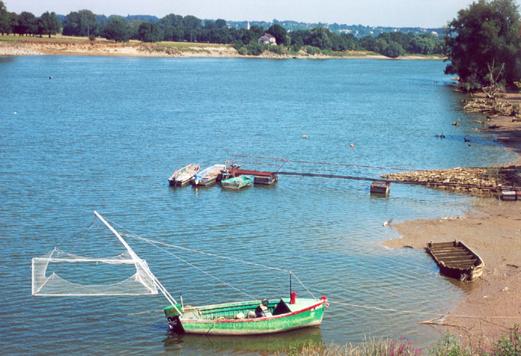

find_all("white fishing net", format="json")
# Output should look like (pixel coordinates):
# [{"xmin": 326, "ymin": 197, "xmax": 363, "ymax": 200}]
[{"xmin": 32, "ymin": 248, "xmax": 158, "ymax": 296}]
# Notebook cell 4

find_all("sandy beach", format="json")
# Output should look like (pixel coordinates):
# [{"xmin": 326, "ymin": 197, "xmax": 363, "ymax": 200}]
[{"xmin": 385, "ymin": 98, "xmax": 521, "ymax": 347}]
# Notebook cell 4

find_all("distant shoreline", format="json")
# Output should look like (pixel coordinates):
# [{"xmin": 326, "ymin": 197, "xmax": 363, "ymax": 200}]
[{"xmin": 0, "ymin": 35, "xmax": 445, "ymax": 60}]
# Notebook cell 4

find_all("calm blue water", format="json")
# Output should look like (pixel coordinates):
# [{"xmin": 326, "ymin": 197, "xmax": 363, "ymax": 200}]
[{"xmin": 0, "ymin": 56, "xmax": 514, "ymax": 354}]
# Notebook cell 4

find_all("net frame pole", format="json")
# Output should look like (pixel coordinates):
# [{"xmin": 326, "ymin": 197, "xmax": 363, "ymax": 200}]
[{"xmin": 94, "ymin": 211, "xmax": 181, "ymax": 313}]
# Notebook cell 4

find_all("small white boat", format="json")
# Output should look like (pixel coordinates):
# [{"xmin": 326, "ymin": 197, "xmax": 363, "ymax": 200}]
[
  {"xmin": 169, "ymin": 164, "xmax": 200, "ymax": 186},
  {"xmin": 192, "ymin": 164, "xmax": 226, "ymax": 187}
]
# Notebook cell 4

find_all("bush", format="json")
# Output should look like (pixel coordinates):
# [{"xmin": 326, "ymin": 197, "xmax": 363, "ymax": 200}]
[
  {"xmin": 304, "ymin": 45, "xmax": 320, "ymax": 55},
  {"xmin": 429, "ymin": 334, "xmax": 472, "ymax": 356},
  {"xmin": 494, "ymin": 325, "xmax": 521, "ymax": 356},
  {"xmin": 245, "ymin": 42, "xmax": 264, "ymax": 56},
  {"xmin": 237, "ymin": 46, "xmax": 247, "ymax": 56},
  {"xmin": 268, "ymin": 45, "xmax": 288, "ymax": 55}
]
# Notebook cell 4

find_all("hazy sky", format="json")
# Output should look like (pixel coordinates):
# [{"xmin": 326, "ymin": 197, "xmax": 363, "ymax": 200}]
[{"xmin": 5, "ymin": 0, "xmax": 521, "ymax": 27}]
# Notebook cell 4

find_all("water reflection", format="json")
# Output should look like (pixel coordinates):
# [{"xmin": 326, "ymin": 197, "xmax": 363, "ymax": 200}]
[
  {"xmin": 0, "ymin": 56, "xmax": 15, "ymax": 63},
  {"xmin": 163, "ymin": 327, "xmax": 324, "ymax": 354}
]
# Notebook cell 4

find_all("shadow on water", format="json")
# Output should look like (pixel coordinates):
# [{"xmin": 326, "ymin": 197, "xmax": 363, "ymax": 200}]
[
  {"xmin": 0, "ymin": 56, "xmax": 16, "ymax": 63},
  {"xmin": 163, "ymin": 327, "xmax": 324, "ymax": 354}
]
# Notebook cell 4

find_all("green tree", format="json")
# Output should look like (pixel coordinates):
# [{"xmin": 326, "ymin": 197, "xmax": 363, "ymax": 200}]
[
  {"xmin": 445, "ymin": 0, "xmax": 521, "ymax": 90},
  {"xmin": 382, "ymin": 41, "xmax": 404, "ymax": 58},
  {"xmin": 214, "ymin": 19, "xmax": 227, "ymax": 29},
  {"xmin": 183, "ymin": 15, "xmax": 202, "ymax": 41},
  {"xmin": 63, "ymin": 10, "xmax": 97, "ymax": 37},
  {"xmin": 102, "ymin": 16, "xmax": 130, "ymax": 42},
  {"xmin": 159, "ymin": 14, "xmax": 184, "ymax": 41},
  {"xmin": 306, "ymin": 28, "xmax": 332, "ymax": 50},
  {"xmin": 267, "ymin": 24, "xmax": 288, "ymax": 45},
  {"xmin": 38, "ymin": 11, "xmax": 60, "ymax": 38},
  {"xmin": 137, "ymin": 22, "xmax": 163, "ymax": 42},
  {"xmin": 0, "ymin": 0, "xmax": 10, "ymax": 34},
  {"xmin": 14, "ymin": 11, "xmax": 37, "ymax": 35}
]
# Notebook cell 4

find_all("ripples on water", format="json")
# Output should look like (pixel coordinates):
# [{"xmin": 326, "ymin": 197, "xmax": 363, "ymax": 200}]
[{"xmin": 0, "ymin": 57, "xmax": 514, "ymax": 354}]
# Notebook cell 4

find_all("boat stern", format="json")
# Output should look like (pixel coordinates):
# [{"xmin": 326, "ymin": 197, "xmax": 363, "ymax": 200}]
[{"xmin": 164, "ymin": 304, "xmax": 185, "ymax": 333}]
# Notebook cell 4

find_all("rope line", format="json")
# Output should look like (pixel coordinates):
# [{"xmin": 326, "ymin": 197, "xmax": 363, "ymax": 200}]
[
  {"xmin": 125, "ymin": 233, "xmax": 289, "ymax": 273},
  {"xmin": 109, "ymin": 225, "xmax": 317, "ymax": 300},
  {"xmin": 131, "ymin": 234, "xmax": 255, "ymax": 300},
  {"xmin": 330, "ymin": 300, "xmax": 521, "ymax": 320},
  {"xmin": 228, "ymin": 153, "xmax": 412, "ymax": 171}
]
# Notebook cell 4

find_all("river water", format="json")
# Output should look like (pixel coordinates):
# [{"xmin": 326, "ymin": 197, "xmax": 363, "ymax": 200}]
[{"xmin": 0, "ymin": 56, "xmax": 514, "ymax": 354}]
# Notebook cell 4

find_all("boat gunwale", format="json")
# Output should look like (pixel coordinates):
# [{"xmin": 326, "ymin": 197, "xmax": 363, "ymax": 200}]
[
  {"xmin": 179, "ymin": 298, "xmax": 327, "ymax": 324},
  {"xmin": 426, "ymin": 240, "xmax": 485, "ymax": 279}
]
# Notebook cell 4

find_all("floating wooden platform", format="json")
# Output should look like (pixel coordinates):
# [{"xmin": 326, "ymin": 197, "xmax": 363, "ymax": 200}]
[{"xmin": 426, "ymin": 241, "xmax": 484, "ymax": 281}]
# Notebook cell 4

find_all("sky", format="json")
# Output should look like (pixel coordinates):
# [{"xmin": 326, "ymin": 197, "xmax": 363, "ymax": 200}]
[{"xmin": 5, "ymin": 0, "xmax": 521, "ymax": 28}]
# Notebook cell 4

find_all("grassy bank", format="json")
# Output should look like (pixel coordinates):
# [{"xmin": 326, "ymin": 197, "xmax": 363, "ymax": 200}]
[{"xmin": 287, "ymin": 327, "xmax": 521, "ymax": 355}]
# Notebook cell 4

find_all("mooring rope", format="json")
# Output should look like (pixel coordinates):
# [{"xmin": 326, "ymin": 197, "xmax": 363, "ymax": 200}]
[
  {"xmin": 329, "ymin": 299, "xmax": 521, "ymax": 321},
  {"xmin": 104, "ymin": 219, "xmax": 318, "ymax": 300},
  {"xmin": 129, "ymin": 233, "xmax": 256, "ymax": 300},
  {"xmin": 125, "ymin": 232, "xmax": 319, "ymax": 299}
]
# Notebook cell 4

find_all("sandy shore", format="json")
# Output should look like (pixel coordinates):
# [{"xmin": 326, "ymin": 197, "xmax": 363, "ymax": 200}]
[
  {"xmin": 385, "ymin": 95, "xmax": 521, "ymax": 346},
  {"xmin": 0, "ymin": 37, "xmax": 443, "ymax": 60}
]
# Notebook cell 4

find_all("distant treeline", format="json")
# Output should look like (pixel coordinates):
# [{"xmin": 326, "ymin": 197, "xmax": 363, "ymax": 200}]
[{"xmin": 0, "ymin": 1, "xmax": 444, "ymax": 58}]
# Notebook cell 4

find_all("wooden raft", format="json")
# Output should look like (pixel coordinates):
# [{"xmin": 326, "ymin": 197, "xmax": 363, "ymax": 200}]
[{"xmin": 426, "ymin": 241, "xmax": 484, "ymax": 282}]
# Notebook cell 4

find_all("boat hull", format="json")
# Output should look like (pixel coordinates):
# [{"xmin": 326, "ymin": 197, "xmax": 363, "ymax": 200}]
[
  {"xmin": 165, "ymin": 298, "xmax": 327, "ymax": 336},
  {"xmin": 426, "ymin": 241, "xmax": 484, "ymax": 281},
  {"xmin": 221, "ymin": 175, "xmax": 254, "ymax": 190},
  {"xmin": 168, "ymin": 164, "xmax": 200, "ymax": 187}
]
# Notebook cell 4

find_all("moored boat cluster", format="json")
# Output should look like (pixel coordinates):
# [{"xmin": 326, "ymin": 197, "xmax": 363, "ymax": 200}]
[{"xmin": 168, "ymin": 163, "xmax": 278, "ymax": 190}]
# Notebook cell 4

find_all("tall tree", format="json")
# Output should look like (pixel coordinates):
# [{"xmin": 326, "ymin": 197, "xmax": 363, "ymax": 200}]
[
  {"xmin": 103, "ymin": 15, "xmax": 130, "ymax": 42},
  {"xmin": 63, "ymin": 10, "xmax": 97, "ymax": 37},
  {"xmin": 14, "ymin": 11, "xmax": 37, "ymax": 36},
  {"xmin": 137, "ymin": 22, "xmax": 163, "ymax": 42},
  {"xmin": 445, "ymin": 0, "xmax": 521, "ymax": 90},
  {"xmin": 159, "ymin": 14, "xmax": 184, "ymax": 41},
  {"xmin": 267, "ymin": 24, "xmax": 289, "ymax": 45},
  {"xmin": 183, "ymin": 15, "xmax": 201, "ymax": 41},
  {"xmin": 0, "ymin": 0, "xmax": 10, "ymax": 34},
  {"xmin": 38, "ymin": 11, "xmax": 60, "ymax": 38}
]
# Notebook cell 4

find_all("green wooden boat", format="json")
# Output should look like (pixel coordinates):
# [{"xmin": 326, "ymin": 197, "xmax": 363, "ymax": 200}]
[
  {"xmin": 164, "ymin": 296, "xmax": 328, "ymax": 335},
  {"xmin": 221, "ymin": 175, "xmax": 254, "ymax": 190}
]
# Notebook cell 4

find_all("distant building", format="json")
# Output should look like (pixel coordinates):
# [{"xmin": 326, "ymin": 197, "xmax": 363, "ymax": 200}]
[
  {"xmin": 258, "ymin": 33, "xmax": 277, "ymax": 45},
  {"xmin": 246, "ymin": 21, "xmax": 251, "ymax": 30}
]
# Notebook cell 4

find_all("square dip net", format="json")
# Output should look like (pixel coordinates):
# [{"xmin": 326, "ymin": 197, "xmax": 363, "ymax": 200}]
[{"xmin": 32, "ymin": 248, "xmax": 158, "ymax": 296}]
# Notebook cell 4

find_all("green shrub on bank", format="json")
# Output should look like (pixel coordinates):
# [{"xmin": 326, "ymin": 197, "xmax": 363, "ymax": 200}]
[
  {"xmin": 304, "ymin": 45, "xmax": 321, "ymax": 55},
  {"xmin": 429, "ymin": 334, "xmax": 472, "ymax": 356},
  {"xmin": 494, "ymin": 325, "xmax": 521, "ymax": 356},
  {"xmin": 283, "ymin": 326, "xmax": 521, "ymax": 356}
]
